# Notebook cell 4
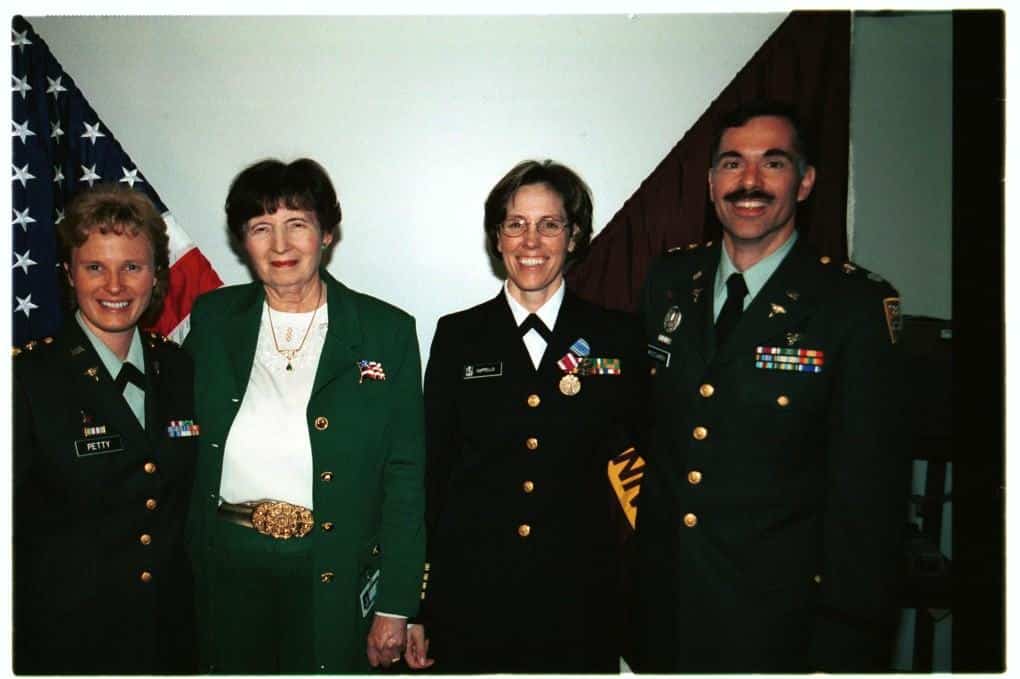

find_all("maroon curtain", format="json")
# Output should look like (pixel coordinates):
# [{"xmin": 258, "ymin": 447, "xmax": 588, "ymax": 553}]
[{"xmin": 567, "ymin": 11, "xmax": 851, "ymax": 311}]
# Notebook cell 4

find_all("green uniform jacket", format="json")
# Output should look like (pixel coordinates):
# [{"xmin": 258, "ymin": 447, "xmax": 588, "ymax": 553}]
[
  {"xmin": 633, "ymin": 238, "xmax": 908, "ymax": 673},
  {"xmin": 185, "ymin": 271, "xmax": 426, "ymax": 673},
  {"xmin": 13, "ymin": 323, "xmax": 198, "ymax": 674}
]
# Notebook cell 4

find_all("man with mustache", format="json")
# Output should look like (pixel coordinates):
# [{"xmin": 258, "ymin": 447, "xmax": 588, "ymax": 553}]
[{"xmin": 632, "ymin": 100, "xmax": 907, "ymax": 672}]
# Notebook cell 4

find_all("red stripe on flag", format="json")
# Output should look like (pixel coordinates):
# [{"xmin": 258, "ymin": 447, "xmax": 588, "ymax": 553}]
[{"xmin": 146, "ymin": 247, "xmax": 223, "ymax": 340}]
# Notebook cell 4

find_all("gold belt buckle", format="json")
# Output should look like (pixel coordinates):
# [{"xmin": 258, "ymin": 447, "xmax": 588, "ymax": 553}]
[{"xmin": 251, "ymin": 501, "xmax": 314, "ymax": 539}]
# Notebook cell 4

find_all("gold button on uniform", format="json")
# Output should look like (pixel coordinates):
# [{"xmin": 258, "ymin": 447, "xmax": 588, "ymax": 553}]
[
  {"xmin": 683, "ymin": 513, "xmax": 698, "ymax": 528},
  {"xmin": 650, "ymin": 367, "xmax": 657, "ymax": 376},
  {"xmin": 777, "ymin": 394, "xmax": 790, "ymax": 407},
  {"xmin": 320, "ymin": 471, "xmax": 334, "ymax": 482},
  {"xmin": 321, "ymin": 522, "xmax": 334, "ymax": 532},
  {"xmin": 140, "ymin": 571, "xmax": 153, "ymax": 583},
  {"xmin": 143, "ymin": 462, "xmax": 157, "ymax": 474},
  {"xmin": 517, "ymin": 524, "xmax": 531, "ymax": 537},
  {"xmin": 522, "ymin": 480, "xmax": 535, "ymax": 493},
  {"xmin": 314, "ymin": 416, "xmax": 329, "ymax": 431},
  {"xmin": 687, "ymin": 470, "xmax": 702, "ymax": 485},
  {"xmin": 320, "ymin": 571, "xmax": 335, "ymax": 583},
  {"xmin": 527, "ymin": 394, "xmax": 541, "ymax": 408},
  {"xmin": 813, "ymin": 574, "xmax": 823, "ymax": 584},
  {"xmin": 145, "ymin": 498, "xmax": 157, "ymax": 510},
  {"xmin": 139, "ymin": 534, "xmax": 152, "ymax": 545},
  {"xmin": 692, "ymin": 426, "xmax": 708, "ymax": 440},
  {"xmin": 820, "ymin": 256, "xmax": 831, "ymax": 264},
  {"xmin": 699, "ymin": 384, "xmax": 715, "ymax": 398},
  {"xmin": 525, "ymin": 437, "xmax": 539, "ymax": 451}
]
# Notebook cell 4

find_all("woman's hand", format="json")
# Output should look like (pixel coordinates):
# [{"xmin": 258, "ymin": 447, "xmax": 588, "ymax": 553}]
[
  {"xmin": 404, "ymin": 624, "xmax": 435, "ymax": 669},
  {"xmin": 366, "ymin": 614, "xmax": 406, "ymax": 669}
]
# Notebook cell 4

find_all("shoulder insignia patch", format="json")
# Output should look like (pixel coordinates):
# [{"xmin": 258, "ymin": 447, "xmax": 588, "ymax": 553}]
[{"xmin": 883, "ymin": 297, "xmax": 902, "ymax": 344}]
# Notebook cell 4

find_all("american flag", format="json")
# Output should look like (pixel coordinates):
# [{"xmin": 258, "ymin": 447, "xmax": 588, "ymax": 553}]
[
  {"xmin": 357, "ymin": 360, "xmax": 386, "ymax": 383},
  {"xmin": 11, "ymin": 16, "xmax": 222, "ymax": 346}
]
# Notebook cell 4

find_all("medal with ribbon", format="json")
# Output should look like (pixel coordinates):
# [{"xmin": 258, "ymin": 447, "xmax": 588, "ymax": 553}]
[{"xmin": 556, "ymin": 338, "xmax": 590, "ymax": 396}]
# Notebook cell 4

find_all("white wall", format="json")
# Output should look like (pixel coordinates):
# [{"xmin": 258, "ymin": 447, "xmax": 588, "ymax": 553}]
[
  {"xmin": 30, "ymin": 14, "xmax": 785, "ymax": 361},
  {"xmin": 850, "ymin": 12, "xmax": 953, "ymax": 320}
]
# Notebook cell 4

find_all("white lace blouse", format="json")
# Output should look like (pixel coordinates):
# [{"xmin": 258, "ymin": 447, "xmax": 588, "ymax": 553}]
[{"xmin": 219, "ymin": 301, "xmax": 328, "ymax": 509}]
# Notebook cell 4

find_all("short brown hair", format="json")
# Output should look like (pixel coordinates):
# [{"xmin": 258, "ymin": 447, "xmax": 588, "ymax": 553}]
[
  {"xmin": 483, "ymin": 160, "xmax": 593, "ymax": 266},
  {"xmin": 57, "ymin": 184, "xmax": 170, "ymax": 327}
]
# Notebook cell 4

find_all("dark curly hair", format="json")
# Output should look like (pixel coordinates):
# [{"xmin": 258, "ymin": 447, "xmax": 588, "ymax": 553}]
[{"xmin": 225, "ymin": 158, "xmax": 342, "ymax": 241}]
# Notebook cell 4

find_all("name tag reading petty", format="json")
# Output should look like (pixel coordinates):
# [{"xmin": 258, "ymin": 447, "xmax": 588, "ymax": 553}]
[{"xmin": 75, "ymin": 434, "xmax": 125, "ymax": 457}]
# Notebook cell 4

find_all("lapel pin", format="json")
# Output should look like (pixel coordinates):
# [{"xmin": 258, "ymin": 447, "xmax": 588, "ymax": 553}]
[
  {"xmin": 768, "ymin": 303, "xmax": 787, "ymax": 318},
  {"xmin": 358, "ymin": 360, "xmax": 387, "ymax": 383},
  {"xmin": 785, "ymin": 332, "xmax": 801, "ymax": 346},
  {"xmin": 84, "ymin": 366, "xmax": 99, "ymax": 382},
  {"xmin": 786, "ymin": 290, "xmax": 800, "ymax": 301},
  {"xmin": 842, "ymin": 262, "xmax": 857, "ymax": 274},
  {"xmin": 692, "ymin": 288, "xmax": 703, "ymax": 303},
  {"xmin": 662, "ymin": 306, "xmax": 682, "ymax": 333}
]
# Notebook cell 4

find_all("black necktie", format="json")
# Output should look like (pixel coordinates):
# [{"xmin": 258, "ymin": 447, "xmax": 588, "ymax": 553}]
[
  {"xmin": 519, "ymin": 314, "xmax": 552, "ymax": 342},
  {"xmin": 715, "ymin": 273, "xmax": 748, "ymax": 348},
  {"xmin": 114, "ymin": 362, "xmax": 146, "ymax": 393}
]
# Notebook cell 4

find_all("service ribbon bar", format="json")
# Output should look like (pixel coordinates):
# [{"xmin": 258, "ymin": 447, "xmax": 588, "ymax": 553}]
[
  {"xmin": 754, "ymin": 346, "xmax": 824, "ymax": 373},
  {"xmin": 578, "ymin": 357, "xmax": 622, "ymax": 375},
  {"xmin": 167, "ymin": 419, "xmax": 201, "ymax": 438}
]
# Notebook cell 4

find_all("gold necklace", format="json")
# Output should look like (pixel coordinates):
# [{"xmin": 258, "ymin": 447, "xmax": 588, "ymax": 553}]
[{"xmin": 267, "ymin": 285, "xmax": 324, "ymax": 371}]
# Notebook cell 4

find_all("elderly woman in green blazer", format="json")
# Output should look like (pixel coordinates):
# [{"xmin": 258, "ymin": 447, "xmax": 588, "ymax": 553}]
[{"xmin": 185, "ymin": 158, "xmax": 425, "ymax": 673}]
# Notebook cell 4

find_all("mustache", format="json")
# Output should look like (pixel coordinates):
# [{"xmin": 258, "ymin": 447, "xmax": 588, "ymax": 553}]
[{"xmin": 723, "ymin": 189, "xmax": 774, "ymax": 203}]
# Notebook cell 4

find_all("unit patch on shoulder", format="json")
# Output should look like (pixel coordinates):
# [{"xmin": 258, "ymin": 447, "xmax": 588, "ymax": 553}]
[{"xmin": 883, "ymin": 297, "xmax": 902, "ymax": 344}]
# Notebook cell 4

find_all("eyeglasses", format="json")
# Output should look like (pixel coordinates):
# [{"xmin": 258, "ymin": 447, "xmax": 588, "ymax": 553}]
[{"xmin": 499, "ymin": 218, "xmax": 570, "ymax": 238}]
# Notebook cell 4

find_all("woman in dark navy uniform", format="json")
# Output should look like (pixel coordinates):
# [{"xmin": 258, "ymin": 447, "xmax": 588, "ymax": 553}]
[
  {"xmin": 13, "ymin": 184, "xmax": 198, "ymax": 674},
  {"xmin": 406, "ymin": 160, "xmax": 645, "ymax": 673}
]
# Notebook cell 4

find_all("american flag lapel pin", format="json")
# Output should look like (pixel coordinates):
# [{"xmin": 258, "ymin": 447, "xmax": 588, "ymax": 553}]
[{"xmin": 358, "ymin": 360, "xmax": 387, "ymax": 383}]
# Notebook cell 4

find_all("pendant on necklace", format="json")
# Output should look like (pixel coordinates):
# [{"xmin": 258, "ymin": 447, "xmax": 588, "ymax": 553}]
[{"xmin": 286, "ymin": 362, "xmax": 294, "ymax": 371}]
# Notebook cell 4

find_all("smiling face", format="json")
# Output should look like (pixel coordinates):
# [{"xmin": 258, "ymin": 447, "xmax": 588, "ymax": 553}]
[
  {"xmin": 497, "ymin": 182, "xmax": 576, "ymax": 312},
  {"xmin": 242, "ymin": 205, "xmax": 333, "ymax": 297},
  {"xmin": 67, "ymin": 228, "xmax": 156, "ymax": 353},
  {"xmin": 709, "ymin": 115, "xmax": 816, "ymax": 256}
]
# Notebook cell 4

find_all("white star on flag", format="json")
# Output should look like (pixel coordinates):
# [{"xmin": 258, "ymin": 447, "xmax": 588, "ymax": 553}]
[
  {"xmin": 45, "ymin": 75, "xmax": 67, "ymax": 99},
  {"xmin": 80, "ymin": 164, "xmax": 101, "ymax": 187},
  {"xmin": 55, "ymin": 208, "xmax": 65, "ymax": 224},
  {"xmin": 119, "ymin": 167, "xmax": 143, "ymax": 188},
  {"xmin": 12, "ymin": 28, "xmax": 32, "ymax": 53},
  {"xmin": 13, "ymin": 207, "xmax": 37, "ymax": 231},
  {"xmin": 12, "ymin": 74, "xmax": 31, "ymax": 99},
  {"xmin": 53, "ymin": 165, "xmax": 65, "ymax": 183},
  {"xmin": 13, "ymin": 250, "xmax": 37, "ymax": 274},
  {"xmin": 13, "ymin": 163, "xmax": 35, "ymax": 187},
  {"xmin": 12, "ymin": 119, "xmax": 35, "ymax": 143},
  {"xmin": 50, "ymin": 120, "xmax": 63, "ymax": 140},
  {"xmin": 15, "ymin": 294, "xmax": 39, "ymax": 318},
  {"xmin": 81, "ymin": 121, "xmax": 105, "ymax": 144}
]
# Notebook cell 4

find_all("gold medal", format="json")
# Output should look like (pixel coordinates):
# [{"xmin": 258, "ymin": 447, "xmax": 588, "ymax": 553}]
[{"xmin": 559, "ymin": 373, "xmax": 581, "ymax": 396}]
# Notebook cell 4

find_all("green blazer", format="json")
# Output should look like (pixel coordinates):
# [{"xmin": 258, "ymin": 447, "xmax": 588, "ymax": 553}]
[{"xmin": 185, "ymin": 271, "xmax": 426, "ymax": 673}]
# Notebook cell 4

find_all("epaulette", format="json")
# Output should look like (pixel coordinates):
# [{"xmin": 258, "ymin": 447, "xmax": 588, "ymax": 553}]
[
  {"xmin": 12, "ymin": 336, "xmax": 54, "ymax": 358},
  {"xmin": 146, "ymin": 331, "xmax": 178, "ymax": 349},
  {"xmin": 817, "ymin": 255, "xmax": 891, "ymax": 286}
]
